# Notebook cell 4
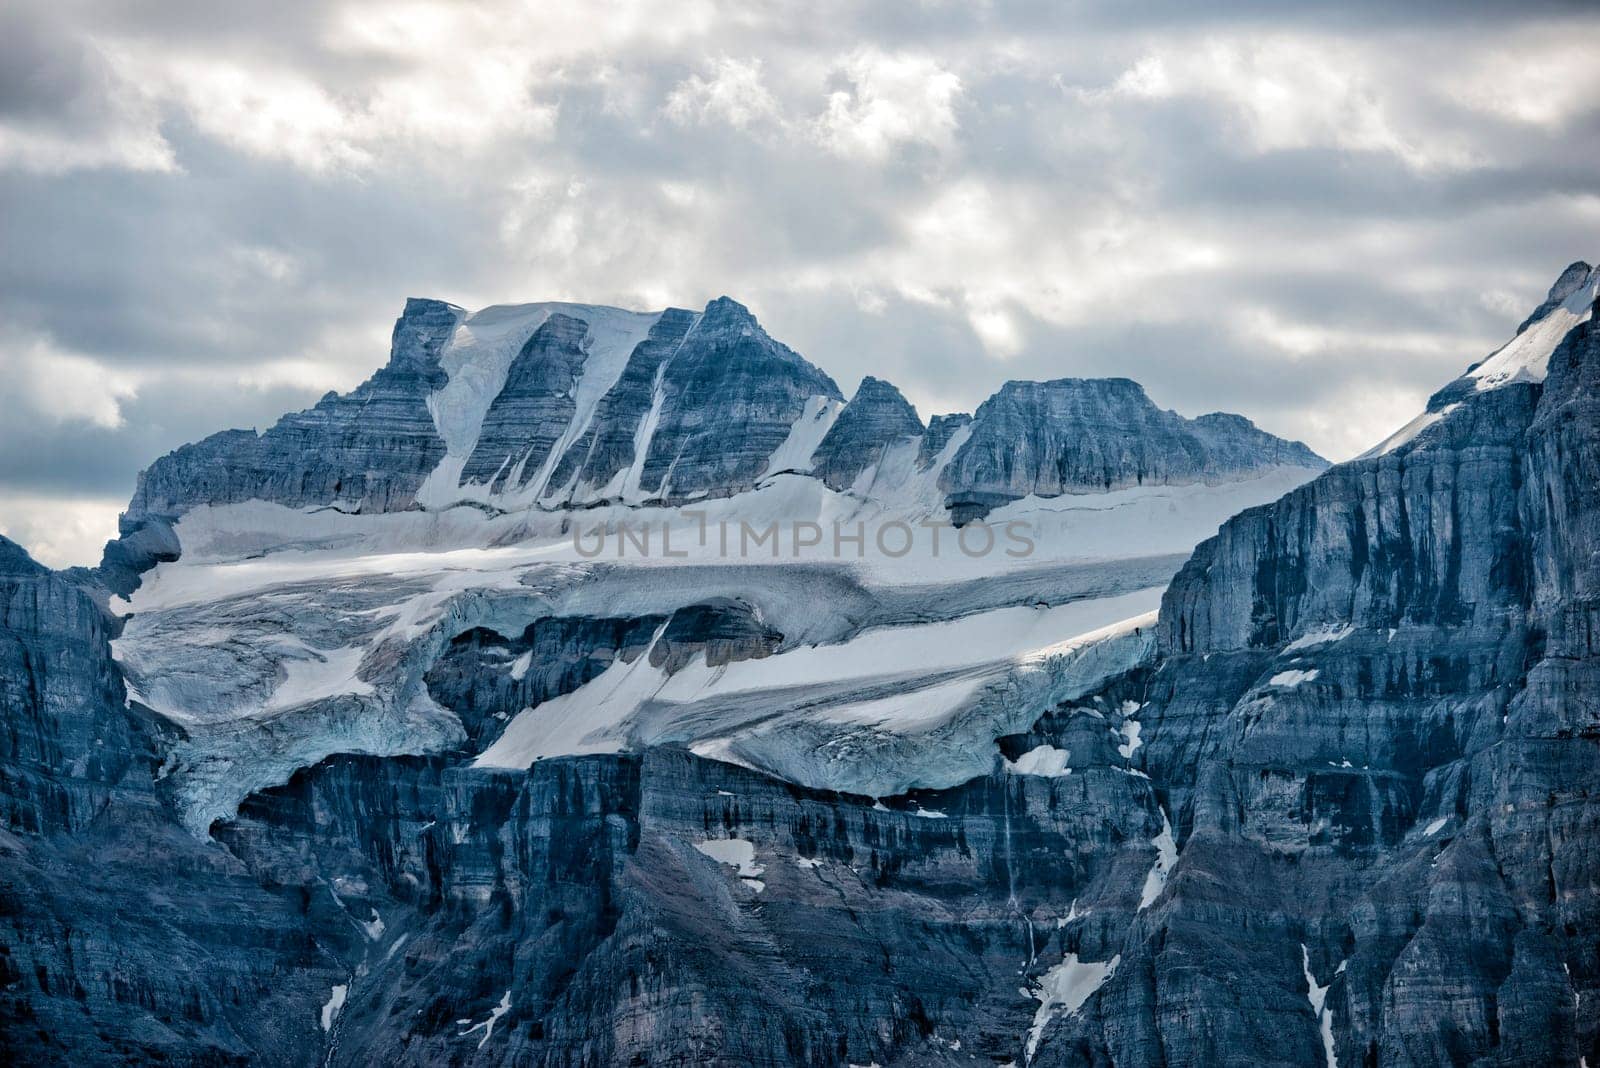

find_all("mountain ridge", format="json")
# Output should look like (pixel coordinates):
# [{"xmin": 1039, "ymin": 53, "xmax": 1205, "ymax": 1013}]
[{"xmin": 121, "ymin": 292, "xmax": 1324, "ymax": 531}]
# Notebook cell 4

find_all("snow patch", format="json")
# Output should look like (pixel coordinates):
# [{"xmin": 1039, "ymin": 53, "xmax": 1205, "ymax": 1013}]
[
  {"xmin": 1285, "ymin": 625, "xmax": 1353, "ymax": 652},
  {"xmin": 320, "ymin": 983, "xmax": 348, "ymax": 1032},
  {"xmin": 417, "ymin": 302, "xmax": 662, "ymax": 508},
  {"xmin": 1137, "ymin": 809, "xmax": 1177, "ymax": 911},
  {"xmin": 264, "ymin": 645, "xmax": 374, "ymax": 714},
  {"xmin": 508, "ymin": 650, "xmax": 532, "ymax": 681},
  {"xmin": 459, "ymin": 989, "xmax": 511, "ymax": 1050},
  {"xmin": 1269, "ymin": 668, "xmax": 1319, "ymax": 689},
  {"xmin": 1026, "ymin": 952, "xmax": 1120, "ymax": 1060},
  {"xmin": 1361, "ymin": 406, "xmax": 1455, "ymax": 459},
  {"xmin": 475, "ymin": 623, "xmax": 670, "ymax": 767},
  {"xmin": 1116, "ymin": 719, "xmax": 1142, "ymax": 759},
  {"xmin": 762, "ymin": 395, "xmax": 844, "ymax": 477},
  {"xmin": 1006, "ymin": 745, "xmax": 1072, "ymax": 777},
  {"xmin": 1470, "ymin": 265, "xmax": 1597, "ymax": 391},
  {"xmin": 1423, "ymin": 816, "xmax": 1449, "ymax": 837},
  {"xmin": 1301, "ymin": 944, "xmax": 1340, "ymax": 1068},
  {"xmin": 695, "ymin": 837, "xmax": 766, "ymax": 892}
]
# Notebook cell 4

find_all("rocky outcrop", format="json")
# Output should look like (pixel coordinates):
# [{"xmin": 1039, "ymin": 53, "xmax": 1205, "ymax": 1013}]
[
  {"xmin": 119, "ymin": 294, "xmax": 1320, "ymax": 526},
  {"xmin": 540, "ymin": 307, "xmax": 699, "ymax": 498},
  {"xmin": 205, "ymin": 735, "xmax": 1167, "ymax": 1067},
  {"xmin": 630, "ymin": 297, "xmax": 843, "ymax": 501},
  {"xmin": 917, "ymin": 412, "xmax": 972, "ymax": 468},
  {"xmin": 127, "ymin": 298, "xmax": 460, "ymax": 520},
  {"xmin": 941, "ymin": 377, "xmax": 1325, "ymax": 521},
  {"xmin": 459, "ymin": 312, "xmax": 591, "ymax": 492},
  {"xmin": 808, "ymin": 376, "xmax": 924, "ymax": 491},
  {"xmin": 0, "ymin": 537, "xmax": 136, "ymax": 835},
  {"xmin": 1517, "ymin": 259, "xmax": 1592, "ymax": 334},
  {"xmin": 424, "ymin": 614, "xmax": 665, "ymax": 750},
  {"xmin": 647, "ymin": 598, "xmax": 783, "ymax": 673}
]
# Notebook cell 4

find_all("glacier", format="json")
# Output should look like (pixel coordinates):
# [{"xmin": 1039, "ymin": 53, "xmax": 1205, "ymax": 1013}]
[{"xmin": 106, "ymin": 293, "xmax": 1326, "ymax": 832}]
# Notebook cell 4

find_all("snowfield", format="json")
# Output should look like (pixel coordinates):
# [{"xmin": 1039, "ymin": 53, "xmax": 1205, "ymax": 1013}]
[{"xmin": 111, "ymin": 464, "xmax": 1316, "ymax": 831}]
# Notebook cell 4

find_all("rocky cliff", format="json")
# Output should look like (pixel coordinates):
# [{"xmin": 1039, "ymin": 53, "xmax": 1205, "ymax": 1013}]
[
  {"xmin": 941, "ymin": 377, "xmax": 1326, "ymax": 521},
  {"xmin": 809, "ymin": 376, "xmax": 925, "ymax": 490},
  {"xmin": 128, "ymin": 297, "xmax": 459, "ymax": 520},
  {"xmin": 1031, "ymin": 261, "xmax": 1599, "ymax": 1066},
  {"xmin": 0, "ymin": 535, "xmax": 352, "ymax": 1066}
]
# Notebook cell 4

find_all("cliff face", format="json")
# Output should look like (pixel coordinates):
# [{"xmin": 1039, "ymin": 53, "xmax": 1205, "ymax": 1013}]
[
  {"xmin": 1046, "ymin": 268, "xmax": 1598, "ymax": 1067},
  {"xmin": 0, "ymin": 535, "xmax": 351, "ymax": 1067},
  {"xmin": 128, "ymin": 297, "xmax": 460, "ymax": 520},
  {"xmin": 459, "ymin": 312, "xmax": 593, "ymax": 492},
  {"xmin": 206, "ymin": 738, "xmax": 1167, "ymax": 1067},
  {"xmin": 809, "ymin": 375, "xmax": 925, "ymax": 490},
  {"xmin": 0, "ymin": 536, "xmax": 135, "ymax": 834},
  {"xmin": 628, "ymin": 297, "xmax": 845, "ymax": 501},
  {"xmin": 940, "ymin": 377, "xmax": 1325, "ymax": 521},
  {"xmin": 122, "ymin": 294, "xmax": 1316, "ymax": 526}
]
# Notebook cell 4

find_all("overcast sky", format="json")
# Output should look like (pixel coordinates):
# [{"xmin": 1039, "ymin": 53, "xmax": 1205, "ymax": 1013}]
[{"xmin": 2, "ymin": 1, "xmax": 1597, "ymax": 566}]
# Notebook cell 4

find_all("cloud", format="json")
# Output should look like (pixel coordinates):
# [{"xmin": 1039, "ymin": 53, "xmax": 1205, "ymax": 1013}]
[
  {"xmin": 812, "ymin": 50, "xmax": 963, "ymax": 160},
  {"xmin": 0, "ymin": 328, "xmax": 141, "ymax": 428},
  {"xmin": 0, "ymin": 491, "xmax": 126, "ymax": 569},
  {"xmin": 1092, "ymin": 36, "xmax": 1478, "ymax": 171},
  {"xmin": 0, "ymin": 5, "xmax": 174, "ymax": 173},
  {"xmin": 665, "ymin": 57, "xmax": 779, "ymax": 129}
]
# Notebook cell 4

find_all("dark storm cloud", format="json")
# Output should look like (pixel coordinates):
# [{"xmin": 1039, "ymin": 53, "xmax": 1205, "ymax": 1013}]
[{"xmin": 1, "ymin": 0, "xmax": 1598, "ymax": 566}]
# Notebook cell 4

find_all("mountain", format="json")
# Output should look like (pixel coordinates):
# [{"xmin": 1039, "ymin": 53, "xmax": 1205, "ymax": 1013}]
[
  {"xmin": 3, "ymin": 265, "xmax": 1594, "ymax": 1067},
  {"xmin": 942, "ymin": 377, "xmax": 1326, "ymax": 522},
  {"xmin": 123, "ymin": 293, "xmax": 1317, "ymax": 526},
  {"xmin": 98, "ymin": 293, "xmax": 1322, "ymax": 834}
]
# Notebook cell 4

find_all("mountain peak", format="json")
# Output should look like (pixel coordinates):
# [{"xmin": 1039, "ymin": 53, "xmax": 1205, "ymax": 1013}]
[
  {"xmin": 1517, "ymin": 260, "xmax": 1595, "ymax": 335},
  {"xmin": 701, "ymin": 294, "xmax": 757, "ymax": 326},
  {"xmin": 808, "ymin": 375, "xmax": 925, "ymax": 490}
]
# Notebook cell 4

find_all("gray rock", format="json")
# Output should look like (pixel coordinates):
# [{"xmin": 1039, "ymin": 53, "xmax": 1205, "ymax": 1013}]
[
  {"xmin": 917, "ymin": 412, "xmax": 972, "ymax": 468},
  {"xmin": 631, "ymin": 297, "xmax": 843, "ymax": 501},
  {"xmin": 424, "ymin": 614, "xmax": 665, "ymax": 751},
  {"xmin": 459, "ymin": 312, "xmax": 590, "ymax": 492},
  {"xmin": 941, "ymin": 377, "xmax": 1325, "ymax": 521},
  {"xmin": 808, "ymin": 376, "xmax": 924, "ymax": 490},
  {"xmin": 647, "ymin": 598, "xmax": 783, "ymax": 673},
  {"xmin": 0, "ymin": 536, "xmax": 351, "ymax": 1066},
  {"xmin": 1037, "ymin": 273, "xmax": 1600, "ymax": 1067},
  {"xmin": 0, "ymin": 536, "xmax": 134, "ymax": 834},
  {"xmin": 1516, "ymin": 258, "xmax": 1592, "ymax": 334},
  {"xmin": 127, "ymin": 297, "xmax": 460, "ymax": 520},
  {"xmin": 542, "ymin": 307, "xmax": 699, "ymax": 497}
]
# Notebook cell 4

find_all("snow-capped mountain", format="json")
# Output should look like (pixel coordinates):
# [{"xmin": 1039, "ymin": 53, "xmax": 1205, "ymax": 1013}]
[
  {"xmin": 127, "ymin": 293, "xmax": 1320, "ymax": 523},
  {"xmin": 3, "ymin": 264, "xmax": 1597, "ymax": 1068},
  {"xmin": 105, "ymin": 292, "xmax": 1324, "ymax": 832}
]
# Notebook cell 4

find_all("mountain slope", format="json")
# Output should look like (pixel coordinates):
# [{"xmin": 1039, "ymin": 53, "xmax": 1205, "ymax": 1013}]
[
  {"xmin": 4, "ymin": 267, "xmax": 1594, "ymax": 1066},
  {"xmin": 1029, "ymin": 260, "xmax": 1600, "ymax": 1065}
]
